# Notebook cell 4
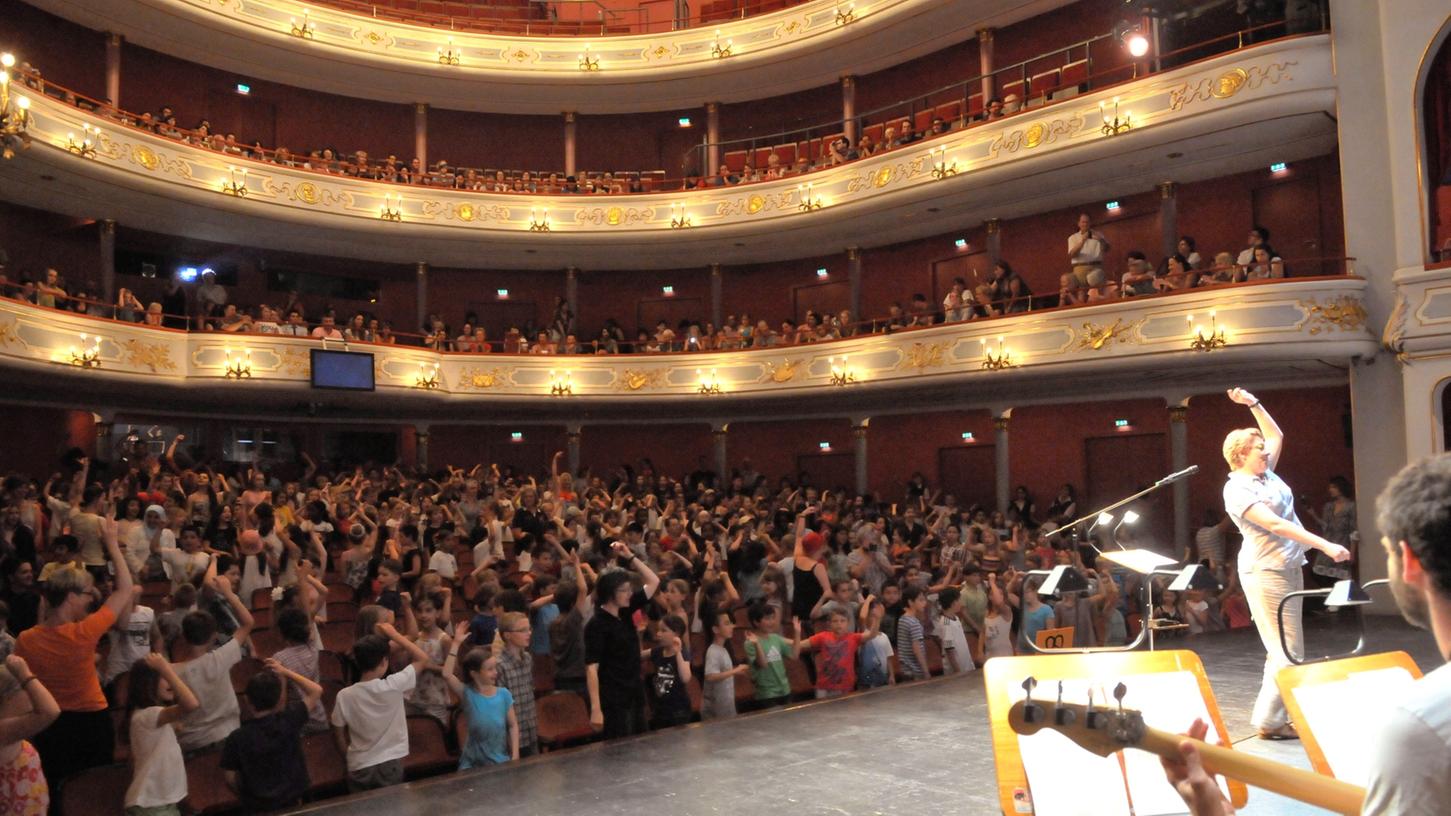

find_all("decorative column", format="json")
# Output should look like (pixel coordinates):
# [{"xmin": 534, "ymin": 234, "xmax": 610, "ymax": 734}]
[
  {"xmin": 978, "ymin": 28, "xmax": 995, "ymax": 104},
  {"xmin": 851, "ymin": 418, "xmax": 870, "ymax": 496},
  {"xmin": 846, "ymin": 246, "xmax": 862, "ymax": 322},
  {"xmin": 711, "ymin": 422, "xmax": 729, "ymax": 482},
  {"xmin": 564, "ymin": 111, "xmax": 577, "ymax": 177},
  {"xmin": 1168, "ymin": 401, "xmax": 1190, "ymax": 560},
  {"xmin": 985, "ymin": 218, "xmax": 1001, "ymax": 266},
  {"xmin": 415, "ymin": 424, "xmax": 431, "ymax": 472},
  {"xmin": 709, "ymin": 264, "xmax": 723, "ymax": 328},
  {"xmin": 415, "ymin": 262, "xmax": 429, "ymax": 332},
  {"xmin": 105, "ymin": 33, "xmax": 122, "ymax": 108},
  {"xmin": 705, "ymin": 102, "xmax": 721, "ymax": 175},
  {"xmin": 841, "ymin": 75, "xmax": 857, "ymax": 144},
  {"xmin": 1159, "ymin": 181, "xmax": 1178, "ymax": 261},
  {"xmin": 565, "ymin": 423, "xmax": 582, "ymax": 475},
  {"xmin": 565, "ymin": 267, "xmax": 579, "ymax": 332},
  {"xmin": 99, "ymin": 219, "xmax": 116, "ymax": 301},
  {"xmin": 414, "ymin": 103, "xmax": 428, "ymax": 169},
  {"xmin": 993, "ymin": 409, "xmax": 1012, "ymax": 514}
]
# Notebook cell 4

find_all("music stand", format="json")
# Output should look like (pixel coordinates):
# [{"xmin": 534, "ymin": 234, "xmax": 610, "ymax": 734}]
[{"xmin": 1274, "ymin": 579, "xmax": 1388, "ymax": 665}]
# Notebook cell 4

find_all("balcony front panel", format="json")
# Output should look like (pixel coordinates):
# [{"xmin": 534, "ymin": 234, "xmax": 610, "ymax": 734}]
[
  {"xmin": 0, "ymin": 36, "xmax": 1338, "ymax": 270},
  {"xmin": 0, "ymin": 277, "xmax": 1375, "ymax": 423},
  {"xmin": 23, "ymin": 0, "xmax": 1055, "ymax": 113}
]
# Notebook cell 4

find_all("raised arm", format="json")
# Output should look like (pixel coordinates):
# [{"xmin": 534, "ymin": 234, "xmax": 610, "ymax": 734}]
[
  {"xmin": 100, "ymin": 516, "xmax": 135, "ymax": 619},
  {"xmin": 440, "ymin": 622, "xmax": 469, "ymax": 699},
  {"xmin": 0, "ymin": 656, "xmax": 59, "ymax": 744},
  {"xmin": 1241, "ymin": 504, "xmax": 1348, "ymax": 561},
  {"xmin": 213, "ymin": 574, "xmax": 256, "ymax": 645},
  {"xmin": 265, "ymin": 657, "xmax": 323, "ymax": 711},
  {"xmin": 1227, "ymin": 388, "xmax": 1283, "ymax": 470},
  {"xmin": 146, "ymin": 653, "xmax": 201, "ymax": 726},
  {"xmin": 378, "ymin": 621, "xmax": 432, "ymax": 673}
]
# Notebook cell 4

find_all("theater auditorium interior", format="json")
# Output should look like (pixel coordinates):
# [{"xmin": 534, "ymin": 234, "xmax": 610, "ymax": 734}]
[{"xmin": 0, "ymin": 0, "xmax": 1449, "ymax": 813}]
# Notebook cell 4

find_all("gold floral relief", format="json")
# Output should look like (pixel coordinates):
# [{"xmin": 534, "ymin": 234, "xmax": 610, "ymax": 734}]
[
  {"xmin": 747, "ymin": 195, "xmax": 767, "ymax": 214},
  {"xmin": 617, "ymin": 368, "xmax": 669, "ymax": 391},
  {"xmin": 1300, "ymin": 296, "xmax": 1367, "ymax": 335},
  {"xmin": 1211, "ymin": 68, "xmax": 1249, "ymax": 98},
  {"xmin": 458, "ymin": 367, "xmax": 511, "ymax": 389},
  {"xmin": 899, "ymin": 342, "xmax": 949, "ymax": 371},
  {"xmin": 506, "ymin": 48, "xmax": 537, "ymax": 64},
  {"xmin": 986, "ymin": 111, "xmax": 1086, "ymax": 158},
  {"xmin": 1023, "ymin": 122, "xmax": 1048, "ymax": 149},
  {"xmin": 362, "ymin": 30, "xmax": 393, "ymax": 48},
  {"xmin": 456, "ymin": 203, "xmax": 476, "ymax": 222},
  {"xmin": 1076, "ymin": 318, "xmax": 1143, "ymax": 350},
  {"xmin": 1169, "ymin": 61, "xmax": 1297, "ymax": 110},
  {"xmin": 717, "ymin": 192, "xmax": 791, "ymax": 217},
  {"xmin": 0, "ymin": 319, "xmax": 20, "ymax": 348},
  {"xmin": 576, "ymin": 207, "xmax": 657, "ymax": 226},
  {"xmin": 643, "ymin": 43, "xmax": 677, "ymax": 61},
  {"xmin": 873, "ymin": 167, "xmax": 894, "ymax": 188},
  {"xmin": 295, "ymin": 182, "xmax": 320, "ymax": 204},
  {"xmin": 119, "ymin": 339, "xmax": 177, "ymax": 372},
  {"xmin": 130, "ymin": 145, "xmax": 160, "ymax": 171},
  {"xmin": 760, "ymin": 358, "xmax": 800, "ymax": 383},
  {"xmin": 278, "ymin": 348, "xmax": 310, "ymax": 376}
]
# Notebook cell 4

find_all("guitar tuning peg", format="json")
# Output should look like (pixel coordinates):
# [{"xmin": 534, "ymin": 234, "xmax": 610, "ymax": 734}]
[
  {"xmin": 1021, "ymin": 676, "xmax": 1045, "ymax": 723},
  {"xmin": 1054, "ymin": 681, "xmax": 1075, "ymax": 726},
  {"xmin": 1114, "ymin": 682, "xmax": 1128, "ymax": 714}
]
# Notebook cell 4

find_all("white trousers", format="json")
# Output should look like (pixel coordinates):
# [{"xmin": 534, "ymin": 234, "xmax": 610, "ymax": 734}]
[{"xmin": 1240, "ymin": 565, "xmax": 1304, "ymax": 730}]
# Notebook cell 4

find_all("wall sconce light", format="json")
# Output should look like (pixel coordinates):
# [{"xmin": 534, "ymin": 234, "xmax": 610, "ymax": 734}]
[
  {"xmin": 69, "ymin": 333, "xmax": 102, "ymax": 368},
  {"xmin": 980, "ymin": 336, "xmax": 1014, "ymax": 370},
  {"xmin": 220, "ymin": 166, "xmax": 248, "ymax": 197},
  {"xmin": 930, "ymin": 146, "xmax": 958, "ymax": 179},
  {"xmin": 223, "ymin": 348, "xmax": 252, "ymax": 379},
  {"xmin": 438, "ymin": 38, "xmax": 461, "ymax": 65},
  {"xmin": 65, "ymin": 123, "xmax": 99, "ymax": 158},
  {"xmin": 0, "ymin": 55, "xmax": 33, "ymax": 161},
  {"xmin": 578, "ymin": 45, "xmax": 600, "ymax": 71},
  {"xmin": 669, "ymin": 202, "xmax": 692, "ymax": 229},
  {"xmin": 415, "ymin": 361, "xmax": 440, "ymax": 389},
  {"xmin": 711, "ymin": 30, "xmax": 733, "ymax": 59},
  {"xmin": 380, "ymin": 193, "xmax": 402, "ymax": 222},
  {"xmin": 697, "ymin": 368, "xmax": 722, "ymax": 395},
  {"xmin": 1099, "ymin": 96, "xmax": 1131, "ymax": 136},
  {"xmin": 290, "ymin": 9, "xmax": 316, "ymax": 38},
  {"xmin": 827, "ymin": 355, "xmax": 857, "ymax": 386},
  {"xmin": 528, "ymin": 208, "xmax": 551, "ymax": 232},
  {"xmin": 1187, "ymin": 311, "xmax": 1227, "ymax": 352},
  {"xmin": 834, "ymin": 4, "xmax": 856, "ymax": 25},
  {"xmin": 549, "ymin": 369, "xmax": 574, "ymax": 396},
  {"xmin": 798, "ymin": 182, "xmax": 823, "ymax": 212}
]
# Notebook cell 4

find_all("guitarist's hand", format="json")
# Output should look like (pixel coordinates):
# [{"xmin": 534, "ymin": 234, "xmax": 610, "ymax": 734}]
[{"xmin": 1161, "ymin": 718, "xmax": 1235, "ymax": 816}]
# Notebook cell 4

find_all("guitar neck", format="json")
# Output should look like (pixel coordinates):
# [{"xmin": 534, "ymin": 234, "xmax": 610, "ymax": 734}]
[{"xmin": 1136, "ymin": 725, "xmax": 1365, "ymax": 815}]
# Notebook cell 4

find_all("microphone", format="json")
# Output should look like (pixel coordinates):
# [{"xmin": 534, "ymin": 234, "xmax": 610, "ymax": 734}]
[{"xmin": 1155, "ymin": 465, "xmax": 1200, "ymax": 486}]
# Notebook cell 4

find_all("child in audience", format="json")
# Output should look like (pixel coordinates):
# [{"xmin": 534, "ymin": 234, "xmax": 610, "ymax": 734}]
[
  {"xmin": 156, "ymin": 583, "xmax": 197, "ymax": 654},
  {"xmin": 743, "ymin": 601, "xmax": 792, "ymax": 707},
  {"xmin": 445, "ymin": 621, "xmax": 518, "ymax": 769},
  {"xmin": 895, "ymin": 587, "xmax": 930, "ymax": 681},
  {"xmin": 173, "ymin": 574, "xmax": 255, "ymax": 752},
  {"xmin": 857, "ymin": 598, "xmax": 895, "ymax": 689},
  {"xmin": 330, "ymin": 621, "xmax": 435, "ymax": 792},
  {"xmin": 495, "ymin": 611, "xmax": 539, "ymax": 756},
  {"xmin": 466, "ymin": 584, "xmax": 500, "ymax": 650},
  {"xmin": 0, "ymin": 655, "xmax": 60, "ymax": 815},
  {"xmin": 270, "ymin": 606, "xmax": 328, "ymax": 733},
  {"xmin": 37, "ymin": 536, "xmax": 81, "ymax": 585},
  {"xmin": 427, "ymin": 530, "xmax": 459, "ymax": 584},
  {"xmin": 981, "ymin": 574, "xmax": 1015, "ymax": 660},
  {"xmin": 798, "ymin": 597, "xmax": 879, "ymax": 698},
  {"xmin": 374, "ymin": 559, "xmax": 404, "ymax": 615},
  {"xmin": 647, "ymin": 615, "xmax": 693, "ymax": 728},
  {"xmin": 701, "ymin": 610, "xmax": 745, "ymax": 719},
  {"xmin": 529, "ymin": 574, "xmax": 559, "ymax": 657},
  {"xmin": 102, "ymin": 586, "xmax": 159, "ymax": 692},
  {"xmin": 124, "ymin": 652, "xmax": 201, "ymax": 815},
  {"xmin": 934, "ymin": 588, "xmax": 975, "ymax": 675},
  {"xmin": 405, "ymin": 592, "xmax": 452, "ymax": 724},
  {"xmin": 221, "ymin": 659, "xmax": 323, "ymax": 812}
]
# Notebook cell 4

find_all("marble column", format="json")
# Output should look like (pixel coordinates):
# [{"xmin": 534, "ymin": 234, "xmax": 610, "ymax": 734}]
[
  {"xmin": 415, "ymin": 262, "xmax": 429, "ymax": 332},
  {"xmin": 841, "ymin": 75, "xmax": 857, "ymax": 143},
  {"xmin": 993, "ymin": 409, "xmax": 1012, "ymax": 514},
  {"xmin": 1169, "ymin": 401, "xmax": 1190, "ymax": 560},
  {"xmin": 978, "ymin": 28, "xmax": 995, "ymax": 104},
  {"xmin": 105, "ymin": 33, "xmax": 122, "ymax": 108},
  {"xmin": 564, "ymin": 111, "xmax": 577, "ymax": 177},
  {"xmin": 709, "ymin": 264, "xmax": 723, "ymax": 328},
  {"xmin": 706, "ymin": 102, "xmax": 721, "ymax": 175},
  {"xmin": 566, "ymin": 423, "xmax": 582, "ymax": 475},
  {"xmin": 1159, "ymin": 181, "xmax": 1179, "ymax": 261},
  {"xmin": 711, "ymin": 422, "xmax": 729, "ymax": 482},
  {"xmin": 851, "ymin": 418, "xmax": 870, "ymax": 496},
  {"xmin": 414, "ymin": 103, "xmax": 428, "ymax": 169},
  {"xmin": 99, "ymin": 219, "xmax": 117, "ymax": 301},
  {"xmin": 847, "ymin": 247, "xmax": 862, "ymax": 322}
]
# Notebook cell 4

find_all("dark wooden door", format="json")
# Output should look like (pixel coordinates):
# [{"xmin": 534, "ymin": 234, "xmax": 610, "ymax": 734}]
[
  {"xmin": 1253, "ymin": 177, "xmax": 1326, "ymax": 276},
  {"xmin": 1084, "ymin": 433, "xmax": 1170, "ymax": 553},
  {"xmin": 796, "ymin": 452, "xmax": 855, "ymax": 493},
  {"xmin": 937, "ymin": 444, "xmax": 997, "ymax": 512}
]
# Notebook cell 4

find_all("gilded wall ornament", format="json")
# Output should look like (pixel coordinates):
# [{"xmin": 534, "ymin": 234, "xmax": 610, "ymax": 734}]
[
  {"xmin": 1077, "ymin": 318, "xmax": 1143, "ymax": 350},
  {"xmin": 1169, "ymin": 61, "xmax": 1297, "ymax": 110},
  {"xmin": 459, "ymin": 367, "xmax": 510, "ymax": 389},
  {"xmin": 278, "ymin": 348, "xmax": 310, "ymax": 375},
  {"xmin": 618, "ymin": 368, "xmax": 669, "ymax": 390},
  {"xmin": 760, "ymin": 359, "xmax": 800, "ymax": 383},
  {"xmin": 1299, "ymin": 296, "xmax": 1367, "ymax": 334},
  {"xmin": 130, "ymin": 145, "xmax": 160, "ymax": 171},
  {"xmin": 986, "ymin": 112, "xmax": 1086, "ymax": 158},
  {"xmin": 899, "ymin": 341, "xmax": 948, "ymax": 371},
  {"xmin": 0, "ymin": 320, "xmax": 19, "ymax": 347},
  {"xmin": 119, "ymin": 339, "xmax": 177, "ymax": 372}
]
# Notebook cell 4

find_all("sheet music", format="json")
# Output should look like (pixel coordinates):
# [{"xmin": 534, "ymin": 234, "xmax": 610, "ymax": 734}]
[
  {"xmin": 1288, "ymin": 666, "xmax": 1415, "ymax": 786},
  {"xmin": 1011, "ymin": 671, "xmax": 1229, "ymax": 816}
]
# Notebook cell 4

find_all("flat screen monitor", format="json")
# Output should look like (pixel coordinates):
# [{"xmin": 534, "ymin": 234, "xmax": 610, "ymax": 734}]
[{"xmin": 309, "ymin": 349, "xmax": 375, "ymax": 391}]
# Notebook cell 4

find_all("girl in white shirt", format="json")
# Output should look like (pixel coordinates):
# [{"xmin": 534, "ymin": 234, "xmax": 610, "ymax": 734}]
[{"xmin": 124, "ymin": 653, "xmax": 200, "ymax": 814}]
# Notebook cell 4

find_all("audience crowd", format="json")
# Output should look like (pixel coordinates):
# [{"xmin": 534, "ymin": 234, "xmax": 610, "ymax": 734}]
[
  {"xmin": 0, "ymin": 436, "xmax": 1354, "ymax": 813},
  {"xmin": 0, "ymin": 219, "xmax": 1302, "ymax": 355}
]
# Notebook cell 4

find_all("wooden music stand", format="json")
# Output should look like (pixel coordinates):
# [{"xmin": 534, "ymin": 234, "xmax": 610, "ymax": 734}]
[
  {"xmin": 984, "ymin": 649, "xmax": 1247, "ymax": 815},
  {"xmin": 1276, "ymin": 650, "xmax": 1423, "ymax": 781}
]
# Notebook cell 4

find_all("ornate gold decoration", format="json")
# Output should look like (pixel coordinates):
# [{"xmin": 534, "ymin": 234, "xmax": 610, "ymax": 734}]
[
  {"xmin": 1381, "ymin": 291, "xmax": 1408, "ymax": 365},
  {"xmin": 987, "ymin": 111, "xmax": 1086, "ymax": 157},
  {"xmin": 1299, "ymin": 296, "xmax": 1367, "ymax": 335},
  {"xmin": 1169, "ymin": 61, "xmax": 1296, "ymax": 111},
  {"xmin": 456, "ymin": 203, "xmax": 476, "ymax": 222},
  {"xmin": 993, "ymin": 416, "xmax": 1010, "ymax": 431},
  {"xmin": 294, "ymin": 182, "xmax": 320, "ymax": 204},
  {"xmin": 507, "ymin": 48, "xmax": 535, "ymax": 64},
  {"xmin": 132, "ymin": 145, "xmax": 160, "ymax": 170},
  {"xmin": 760, "ymin": 358, "xmax": 800, "ymax": 383},
  {"xmin": 834, "ymin": 4, "xmax": 856, "ymax": 25},
  {"xmin": 119, "ymin": 339, "xmax": 176, "ymax": 372},
  {"xmin": 0, "ymin": 319, "xmax": 20, "ymax": 347},
  {"xmin": 1212, "ymin": 68, "xmax": 1249, "ymax": 98},
  {"xmin": 278, "ymin": 348, "xmax": 310, "ymax": 376},
  {"xmin": 873, "ymin": 167, "xmax": 894, "ymax": 188},
  {"xmin": 363, "ymin": 30, "xmax": 391, "ymax": 47},
  {"xmin": 647, "ymin": 44, "xmax": 672, "ymax": 60},
  {"xmin": 747, "ymin": 195, "xmax": 766, "ymax": 214},
  {"xmin": 1169, "ymin": 406, "xmax": 1189, "ymax": 423},
  {"xmin": 576, "ymin": 206, "xmax": 656, "ymax": 226},
  {"xmin": 1024, "ymin": 122, "xmax": 1047, "ymax": 148},
  {"xmin": 617, "ymin": 368, "xmax": 669, "ymax": 391},
  {"xmin": 899, "ymin": 341, "xmax": 948, "ymax": 372},
  {"xmin": 1077, "ymin": 318, "xmax": 1143, "ymax": 350}
]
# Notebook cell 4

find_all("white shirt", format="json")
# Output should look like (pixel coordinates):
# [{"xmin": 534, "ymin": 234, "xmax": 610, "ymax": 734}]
[
  {"xmin": 428, "ymin": 549, "xmax": 458, "ymax": 580},
  {"xmin": 936, "ymin": 614, "xmax": 975, "ymax": 673},
  {"xmin": 1068, "ymin": 231, "xmax": 1107, "ymax": 265},
  {"xmin": 126, "ymin": 707, "xmax": 187, "ymax": 808},
  {"xmin": 983, "ymin": 611, "xmax": 1014, "ymax": 659},
  {"xmin": 175, "ymin": 638, "xmax": 243, "ymax": 751},
  {"xmin": 1362, "ymin": 662, "xmax": 1451, "ymax": 813},
  {"xmin": 125, "ymin": 525, "xmax": 175, "ymax": 577},
  {"xmin": 103, "ymin": 605, "xmax": 155, "ymax": 684},
  {"xmin": 331, "ymin": 664, "xmax": 417, "ymax": 771},
  {"xmin": 1224, "ymin": 470, "xmax": 1306, "ymax": 573},
  {"xmin": 161, "ymin": 549, "xmax": 211, "ymax": 589}
]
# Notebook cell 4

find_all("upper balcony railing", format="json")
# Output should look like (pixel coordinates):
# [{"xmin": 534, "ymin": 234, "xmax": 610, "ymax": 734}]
[{"xmin": 309, "ymin": 0, "xmax": 813, "ymax": 37}]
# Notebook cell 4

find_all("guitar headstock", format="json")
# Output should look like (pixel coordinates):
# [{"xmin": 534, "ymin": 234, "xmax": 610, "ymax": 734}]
[{"xmin": 1007, "ymin": 678, "xmax": 1148, "ymax": 757}]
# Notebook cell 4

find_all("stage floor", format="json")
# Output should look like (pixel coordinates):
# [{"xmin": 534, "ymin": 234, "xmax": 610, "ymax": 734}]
[{"xmin": 295, "ymin": 616, "xmax": 1443, "ymax": 816}]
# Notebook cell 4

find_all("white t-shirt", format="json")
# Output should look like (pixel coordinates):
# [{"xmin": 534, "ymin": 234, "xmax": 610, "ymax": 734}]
[
  {"xmin": 103, "ymin": 606, "xmax": 155, "ymax": 684},
  {"xmin": 161, "ymin": 549, "xmax": 211, "ymax": 589},
  {"xmin": 983, "ymin": 611, "xmax": 1014, "ymax": 659},
  {"xmin": 175, "ymin": 638, "xmax": 243, "ymax": 751},
  {"xmin": 330, "ymin": 664, "xmax": 417, "ymax": 772},
  {"xmin": 1363, "ymin": 662, "xmax": 1451, "ymax": 813},
  {"xmin": 1224, "ymin": 470, "xmax": 1306, "ymax": 573},
  {"xmin": 1184, "ymin": 600, "xmax": 1210, "ymax": 635},
  {"xmin": 935, "ymin": 614, "xmax": 975, "ymax": 674},
  {"xmin": 428, "ymin": 549, "xmax": 458, "ymax": 580},
  {"xmin": 126, "ymin": 707, "xmax": 187, "ymax": 808},
  {"xmin": 1068, "ymin": 231, "xmax": 1106, "ymax": 265},
  {"xmin": 125, "ymin": 525, "xmax": 176, "ymax": 577}
]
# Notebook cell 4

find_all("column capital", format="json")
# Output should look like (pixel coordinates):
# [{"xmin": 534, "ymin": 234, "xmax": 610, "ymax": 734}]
[
  {"xmin": 1158, "ymin": 180, "xmax": 1177, "ymax": 199},
  {"xmin": 851, "ymin": 424, "xmax": 869, "ymax": 439},
  {"xmin": 711, "ymin": 421, "xmax": 730, "ymax": 435},
  {"xmin": 565, "ymin": 265, "xmax": 578, "ymax": 277},
  {"xmin": 840, "ymin": 74, "xmax": 856, "ymax": 89},
  {"xmin": 1169, "ymin": 406, "xmax": 1188, "ymax": 423},
  {"xmin": 709, "ymin": 263, "xmax": 722, "ymax": 275},
  {"xmin": 846, "ymin": 246, "xmax": 861, "ymax": 260},
  {"xmin": 565, "ymin": 421, "xmax": 583, "ymax": 437},
  {"xmin": 994, "ymin": 416, "xmax": 1011, "ymax": 431},
  {"xmin": 108, "ymin": 31, "xmax": 123, "ymax": 46},
  {"xmin": 101, "ymin": 218, "xmax": 116, "ymax": 236},
  {"xmin": 416, "ymin": 261, "xmax": 428, "ymax": 272},
  {"xmin": 984, "ymin": 218, "xmax": 1001, "ymax": 234},
  {"xmin": 706, "ymin": 101, "xmax": 719, "ymax": 113},
  {"xmin": 563, "ymin": 110, "xmax": 576, "ymax": 123},
  {"xmin": 415, "ymin": 102, "xmax": 428, "ymax": 114},
  {"xmin": 977, "ymin": 27, "xmax": 995, "ymax": 42}
]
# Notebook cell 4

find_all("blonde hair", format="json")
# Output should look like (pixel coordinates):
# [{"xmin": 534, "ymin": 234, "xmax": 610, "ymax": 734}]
[
  {"xmin": 41, "ymin": 565, "xmax": 93, "ymax": 608},
  {"xmin": 498, "ymin": 611, "xmax": 528, "ymax": 633},
  {"xmin": 1222, "ymin": 428, "xmax": 1264, "ymax": 470}
]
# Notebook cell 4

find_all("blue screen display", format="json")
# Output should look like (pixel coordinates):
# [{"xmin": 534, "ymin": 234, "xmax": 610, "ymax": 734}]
[{"xmin": 310, "ymin": 350, "xmax": 375, "ymax": 391}]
